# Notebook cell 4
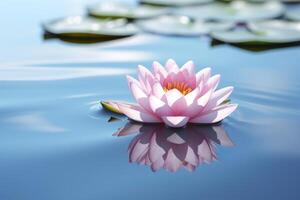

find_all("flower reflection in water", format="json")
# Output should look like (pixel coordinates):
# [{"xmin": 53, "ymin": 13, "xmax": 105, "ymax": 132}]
[{"xmin": 114, "ymin": 123, "xmax": 234, "ymax": 172}]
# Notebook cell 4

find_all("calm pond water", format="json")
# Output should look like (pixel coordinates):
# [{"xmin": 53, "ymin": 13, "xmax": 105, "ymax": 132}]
[{"xmin": 1, "ymin": 0, "xmax": 300, "ymax": 200}]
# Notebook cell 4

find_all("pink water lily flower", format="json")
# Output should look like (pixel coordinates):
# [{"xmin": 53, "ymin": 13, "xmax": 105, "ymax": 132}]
[{"xmin": 116, "ymin": 59, "xmax": 238, "ymax": 128}]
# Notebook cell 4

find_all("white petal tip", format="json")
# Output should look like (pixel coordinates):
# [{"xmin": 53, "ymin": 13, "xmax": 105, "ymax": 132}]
[{"xmin": 162, "ymin": 116, "xmax": 189, "ymax": 128}]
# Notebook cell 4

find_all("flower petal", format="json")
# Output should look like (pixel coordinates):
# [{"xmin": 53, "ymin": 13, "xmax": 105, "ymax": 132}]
[
  {"xmin": 205, "ymin": 74, "xmax": 221, "ymax": 92},
  {"xmin": 117, "ymin": 102, "xmax": 161, "ymax": 123},
  {"xmin": 163, "ymin": 88, "xmax": 183, "ymax": 108},
  {"xmin": 152, "ymin": 82, "xmax": 165, "ymax": 99},
  {"xmin": 127, "ymin": 75, "xmax": 141, "ymax": 87},
  {"xmin": 153, "ymin": 61, "xmax": 167, "ymax": 82},
  {"xmin": 197, "ymin": 88, "xmax": 213, "ymax": 107},
  {"xmin": 129, "ymin": 82, "xmax": 151, "ymax": 111},
  {"xmin": 138, "ymin": 65, "xmax": 155, "ymax": 94},
  {"xmin": 190, "ymin": 104, "xmax": 238, "ymax": 124},
  {"xmin": 171, "ymin": 96, "xmax": 187, "ymax": 115},
  {"xmin": 165, "ymin": 59, "xmax": 179, "ymax": 73},
  {"xmin": 196, "ymin": 67, "xmax": 211, "ymax": 85},
  {"xmin": 184, "ymin": 88, "xmax": 212, "ymax": 117},
  {"xmin": 184, "ymin": 86, "xmax": 201, "ymax": 106},
  {"xmin": 162, "ymin": 116, "xmax": 189, "ymax": 128},
  {"xmin": 180, "ymin": 60, "xmax": 195, "ymax": 75},
  {"xmin": 204, "ymin": 86, "xmax": 233, "ymax": 112},
  {"xmin": 149, "ymin": 95, "xmax": 172, "ymax": 116}
]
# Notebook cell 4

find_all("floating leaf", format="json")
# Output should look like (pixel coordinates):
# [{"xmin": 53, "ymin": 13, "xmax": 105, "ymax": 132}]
[
  {"xmin": 43, "ymin": 16, "xmax": 139, "ymax": 38},
  {"xmin": 286, "ymin": 6, "xmax": 300, "ymax": 21},
  {"xmin": 175, "ymin": 1, "xmax": 284, "ymax": 22},
  {"xmin": 211, "ymin": 20, "xmax": 300, "ymax": 45},
  {"xmin": 137, "ymin": 15, "xmax": 234, "ymax": 36},
  {"xmin": 247, "ymin": 0, "xmax": 298, "ymax": 3},
  {"xmin": 140, "ymin": 0, "xmax": 213, "ymax": 7},
  {"xmin": 100, "ymin": 101, "xmax": 123, "ymax": 114},
  {"xmin": 88, "ymin": 1, "xmax": 169, "ymax": 19}
]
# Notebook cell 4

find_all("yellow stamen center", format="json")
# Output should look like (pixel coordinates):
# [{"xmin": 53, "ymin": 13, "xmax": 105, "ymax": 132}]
[{"xmin": 163, "ymin": 81, "xmax": 192, "ymax": 95}]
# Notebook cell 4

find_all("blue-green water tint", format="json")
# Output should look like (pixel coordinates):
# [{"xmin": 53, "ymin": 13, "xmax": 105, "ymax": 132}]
[{"xmin": 1, "ymin": 0, "xmax": 300, "ymax": 199}]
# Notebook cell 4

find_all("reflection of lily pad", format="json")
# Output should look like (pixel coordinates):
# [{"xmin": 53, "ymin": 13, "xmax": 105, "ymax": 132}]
[
  {"xmin": 286, "ymin": 6, "xmax": 300, "ymax": 21},
  {"xmin": 175, "ymin": 1, "xmax": 284, "ymax": 22},
  {"xmin": 88, "ymin": 1, "xmax": 169, "ymax": 19},
  {"xmin": 43, "ymin": 16, "xmax": 139, "ymax": 38},
  {"xmin": 211, "ymin": 20, "xmax": 300, "ymax": 44},
  {"xmin": 140, "ymin": 0, "xmax": 213, "ymax": 7},
  {"xmin": 137, "ymin": 15, "xmax": 234, "ymax": 36}
]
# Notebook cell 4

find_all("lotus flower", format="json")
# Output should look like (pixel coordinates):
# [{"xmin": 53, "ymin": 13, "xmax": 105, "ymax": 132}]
[
  {"xmin": 115, "ymin": 59, "xmax": 237, "ymax": 128},
  {"xmin": 114, "ymin": 123, "xmax": 234, "ymax": 172}
]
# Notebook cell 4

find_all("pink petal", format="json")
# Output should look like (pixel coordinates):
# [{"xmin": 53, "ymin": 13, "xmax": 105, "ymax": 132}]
[
  {"xmin": 152, "ymin": 61, "xmax": 167, "ymax": 82},
  {"xmin": 197, "ymin": 89, "xmax": 213, "ymax": 107},
  {"xmin": 163, "ymin": 88, "xmax": 183, "ymax": 108},
  {"xmin": 129, "ymin": 82, "xmax": 151, "ymax": 111},
  {"xmin": 117, "ymin": 102, "xmax": 161, "ymax": 123},
  {"xmin": 162, "ymin": 116, "xmax": 189, "ymax": 128},
  {"xmin": 126, "ymin": 75, "xmax": 141, "ymax": 88},
  {"xmin": 205, "ymin": 74, "xmax": 221, "ymax": 92},
  {"xmin": 204, "ymin": 86, "xmax": 233, "ymax": 111},
  {"xmin": 184, "ymin": 87, "xmax": 201, "ymax": 106},
  {"xmin": 184, "ymin": 89, "xmax": 212, "ymax": 117},
  {"xmin": 138, "ymin": 65, "xmax": 154, "ymax": 80},
  {"xmin": 137, "ymin": 65, "xmax": 155, "ymax": 94},
  {"xmin": 180, "ymin": 60, "xmax": 195, "ymax": 75},
  {"xmin": 152, "ymin": 82, "xmax": 165, "ymax": 99},
  {"xmin": 165, "ymin": 59, "xmax": 179, "ymax": 73},
  {"xmin": 196, "ymin": 67, "xmax": 211, "ymax": 85},
  {"xmin": 149, "ymin": 95, "xmax": 172, "ymax": 116},
  {"xmin": 171, "ymin": 96, "xmax": 187, "ymax": 115},
  {"xmin": 190, "ymin": 104, "xmax": 238, "ymax": 124}
]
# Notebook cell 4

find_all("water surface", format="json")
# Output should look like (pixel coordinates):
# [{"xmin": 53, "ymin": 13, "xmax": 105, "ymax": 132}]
[{"xmin": 1, "ymin": 0, "xmax": 300, "ymax": 199}]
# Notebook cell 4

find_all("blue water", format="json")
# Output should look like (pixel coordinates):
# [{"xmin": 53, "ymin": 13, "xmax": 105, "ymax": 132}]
[{"xmin": 1, "ymin": 0, "xmax": 300, "ymax": 199}]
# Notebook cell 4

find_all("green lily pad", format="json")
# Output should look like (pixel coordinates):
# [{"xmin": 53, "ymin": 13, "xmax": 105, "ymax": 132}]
[
  {"xmin": 175, "ymin": 1, "xmax": 284, "ymax": 22},
  {"xmin": 43, "ymin": 16, "xmax": 139, "ymax": 38},
  {"xmin": 286, "ymin": 6, "xmax": 300, "ymax": 21},
  {"xmin": 140, "ymin": 0, "xmax": 213, "ymax": 7},
  {"xmin": 211, "ymin": 20, "xmax": 300, "ymax": 45},
  {"xmin": 137, "ymin": 15, "xmax": 235, "ymax": 36},
  {"xmin": 100, "ymin": 101, "xmax": 123, "ymax": 114},
  {"xmin": 247, "ymin": 0, "xmax": 299, "ymax": 3},
  {"xmin": 88, "ymin": 1, "xmax": 169, "ymax": 19}
]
